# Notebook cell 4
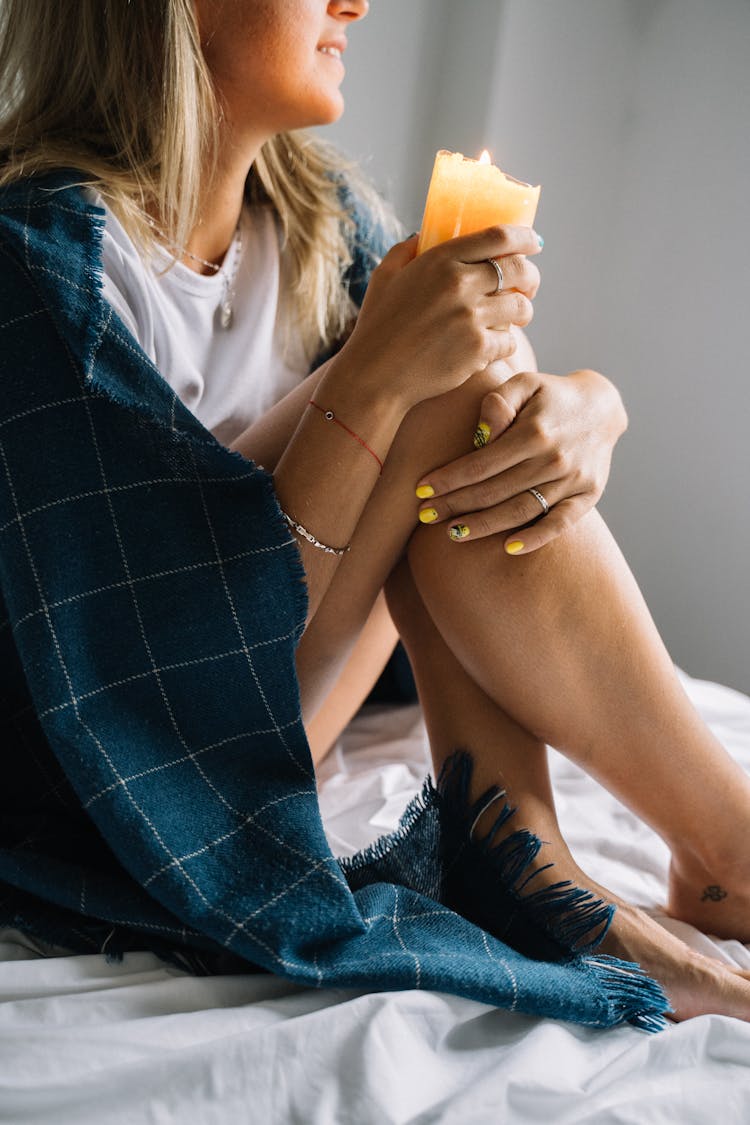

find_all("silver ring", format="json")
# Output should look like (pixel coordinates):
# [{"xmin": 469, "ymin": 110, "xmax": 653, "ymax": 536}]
[
  {"xmin": 486, "ymin": 257, "xmax": 504, "ymax": 294},
  {"xmin": 527, "ymin": 487, "xmax": 550, "ymax": 517}
]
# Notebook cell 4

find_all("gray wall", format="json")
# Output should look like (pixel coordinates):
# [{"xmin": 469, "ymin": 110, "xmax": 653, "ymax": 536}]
[{"xmin": 324, "ymin": 0, "xmax": 750, "ymax": 696}]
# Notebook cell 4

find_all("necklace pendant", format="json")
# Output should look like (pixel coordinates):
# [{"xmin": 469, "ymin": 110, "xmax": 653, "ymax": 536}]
[{"xmin": 219, "ymin": 302, "xmax": 233, "ymax": 329}]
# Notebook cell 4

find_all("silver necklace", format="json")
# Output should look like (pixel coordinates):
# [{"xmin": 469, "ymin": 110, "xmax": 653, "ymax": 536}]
[
  {"xmin": 178, "ymin": 246, "xmax": 222, "ymax": 272},
  {"xmin": 215, "ymin": 224, "xmax": 243, "ymax": 329},
  {"xmin": 152, "ymin": 219, "xmax": 244, "ymax": 330}
]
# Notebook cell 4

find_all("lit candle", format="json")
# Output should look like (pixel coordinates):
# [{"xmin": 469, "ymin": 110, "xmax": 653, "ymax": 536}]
[{"xmin": 417, "ymin": 149, "xmax": 541, "ymax": 255}]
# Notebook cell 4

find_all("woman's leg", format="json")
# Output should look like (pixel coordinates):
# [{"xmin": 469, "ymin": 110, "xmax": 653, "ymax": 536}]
[
  {"xmin": 385, "ymin": 557, "xmax": 750, "ymax": 1022},
  {"xmin": 237, "ymin": 360, "xmax": 750, "ymax": 950},
  {"xmin": 305, "ymin": 591, "xmax": 398, "ymax": 767},
  {"xmin": 237, "ymin": 358, "xmax": 750, "ymax": 1018},
  {"xmin": 405, "ymin": 505, "xmax": 750, "ymax": 944},
  {"xmin": 232, "ymin": 363, "xmax": 514, "ymax": 740}
]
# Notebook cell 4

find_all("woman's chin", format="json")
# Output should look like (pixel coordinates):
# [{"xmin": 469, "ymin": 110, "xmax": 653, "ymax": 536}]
[{"xmin": 305, "ymin": 89, "xmax": 346, "ymax": 128}]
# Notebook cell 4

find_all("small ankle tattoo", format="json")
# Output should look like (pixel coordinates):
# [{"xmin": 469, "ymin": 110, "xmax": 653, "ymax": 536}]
[{"xmin": 701, "ymin": 884, "xmax": 728, "ymax": 902}]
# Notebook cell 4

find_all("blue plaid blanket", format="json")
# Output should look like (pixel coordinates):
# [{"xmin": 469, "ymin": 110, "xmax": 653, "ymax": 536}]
[{"xmin": 0, "ymin": 171, "xmax": 669, "ymax": 1031}]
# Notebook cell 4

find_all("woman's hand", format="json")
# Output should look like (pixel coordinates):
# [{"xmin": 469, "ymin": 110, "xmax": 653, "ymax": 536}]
[
  {"xmin": 414, "ymin": 369, "xmax": 628, "ymax": 554},
  {"xmin": 337, "ymin": 225, "xmax": 542, "ymax": 412}
]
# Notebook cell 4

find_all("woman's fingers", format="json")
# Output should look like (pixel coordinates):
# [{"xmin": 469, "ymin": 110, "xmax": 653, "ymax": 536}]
[
  {"xmin": 472, "ymin": 389, "xmax": 518, "ymax": 448},
  {"xmin": 501, "ymin": 496, "xmax": 581, "ymax": 555},
  {"xmin": 417, "ymin": 463, "xmax": 564, "ymax": 531},
  {"xmin": 421, "ymin": 225, "xmax": 542, "ymax": 305},
  {"xmin": 415, "ymin": 375, "xmax": 541, "ymax": 496},
  {"xmin": 413, "ymin": 368, "xmax": 607, "ymax": 550},
  {"xmin": 480, "ymin": 254, "xmax": 541, "ymax": 300},
  {"xmin": 484, "ymin": 329, "xmax": 519, "ymax": 363},
  {"xmin": 380, "ymin": 232, "xmax": 419, "ymax": 265},
  {"xmin": 478, "ymin": 370, "xmax": 541, "ymax": 420},
  {"xmin": 483, "ymin": 289, "xmax": 535, "ymax": 330},
  {"xmin": 412, "ymin": 367, "xmax": 623, "ymax": 555},
  {"xmin": 451, "ymin": 224, "xmax": 543, "ymax": 264},
  {"xmin": 426, "ymin": 488, "xmax": 587, "ymax": 555},
  {"xmin": 420, "ymin": 478, "xmax": 560, "ymax": 539},
  {"xmin": 349, "ymin": 228, "xmax": 543, "ymax": 409}
]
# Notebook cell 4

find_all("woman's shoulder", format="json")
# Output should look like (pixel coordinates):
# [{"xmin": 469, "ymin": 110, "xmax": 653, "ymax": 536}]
[
  {"xmin": 0, "ymin": 170, "xmax": 122, "ymax": 405},
  {"xmin": 0, "ymin": 167, "xmax": 98, "ymax": 233},
  {"xmin": 0, "ymin": 168, "xmax": 102, "ymax": 297},
  {"xmin": 0, "ymin": 165, "xmax": 85, "ymax": 202}
]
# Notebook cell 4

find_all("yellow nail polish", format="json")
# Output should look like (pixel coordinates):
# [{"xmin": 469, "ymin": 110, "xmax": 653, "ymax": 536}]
[
  {"xmin": 473, "ymin": 422, "xmax": 491, "ymax": 449},
  {"xmin": 449, "ymin": 523, "xmax": 470, "ymax": 540},
  {"xmin": 419, "ymin": 507, "xmax": 439, "ymax": 524},
  {"xmin": 416, "ymin": 484, "xmax": 435, "ymax": 499},
  {"xmin": 505, "ymin": 540, "xmax": 524, "ymax": 554}
]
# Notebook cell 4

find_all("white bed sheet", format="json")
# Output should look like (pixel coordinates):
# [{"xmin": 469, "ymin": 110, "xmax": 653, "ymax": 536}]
[{"xmin": 2, "ymin": 669, "xmax": 750, "ymax": 1124}]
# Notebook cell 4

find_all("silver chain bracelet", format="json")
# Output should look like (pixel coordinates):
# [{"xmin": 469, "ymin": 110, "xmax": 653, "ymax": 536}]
[{"xmin": 280, "ymin": 510, "xmax": 350, "ymax": 557}]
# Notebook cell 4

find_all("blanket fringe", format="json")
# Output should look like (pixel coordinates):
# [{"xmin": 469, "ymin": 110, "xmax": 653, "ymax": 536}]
[
  {"xmin": 585, "ymin": 954, "xmax": 673, "ymax": 1032},
  {"xmin": 337, "ymin": 773, "xmax": 437, "ymax": 876},
  {"xmin": 436, "ymin": 749, "xmax": 614, "ymax": 956},
  {"xmin": 436, "ymin": 751, "xmax": 671, "ymax": 1030}
]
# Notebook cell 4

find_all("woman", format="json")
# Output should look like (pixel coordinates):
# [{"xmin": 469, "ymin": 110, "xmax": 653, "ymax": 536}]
[{"xmin": 0, "ymin": 0, "xmax": 748, "ymax": 1030}]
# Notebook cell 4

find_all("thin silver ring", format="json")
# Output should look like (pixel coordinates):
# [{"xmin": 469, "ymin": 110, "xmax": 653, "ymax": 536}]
[
  {"xmin": 527, "ymin": 487, "xmax": 550, "ymax": 517},
  {"xmin": 486, "ymin": 257, "xmax": 504, "ymax": 294}
]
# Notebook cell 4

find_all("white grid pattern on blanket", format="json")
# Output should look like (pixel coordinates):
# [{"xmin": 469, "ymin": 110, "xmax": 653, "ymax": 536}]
[
  {"xmin": 0, "ymin": 194, "xmax": 561, "ymax": 1017},
  {"xmin": 0, "ymin": 242, "xmax": 334, "ymax": 964}
]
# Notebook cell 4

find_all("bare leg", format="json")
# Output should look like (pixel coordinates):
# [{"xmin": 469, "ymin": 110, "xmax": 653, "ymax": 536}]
[
  {"xmin": 305, "ymin": 592, "xmax": 398, "ymax": 767},
  {"xmin": 405, "ymin": 507, "xmax": 750, "ymax": 946},
  {"xmin": 385, "ymin": 558, "xmax": 750, "ymax": 1021},
  {"xmin": 233, "ymin": 363, "xmax": 513, "ymax": 725},
  {"xmin": 236, "ymin": 361, "xmax": 750, "ymax": 952}
]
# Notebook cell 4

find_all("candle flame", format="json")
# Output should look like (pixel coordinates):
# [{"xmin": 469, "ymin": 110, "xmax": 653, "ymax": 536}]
[{"xmin": 478, "ymin": 149, "xmax": 492, "ymax": 164}]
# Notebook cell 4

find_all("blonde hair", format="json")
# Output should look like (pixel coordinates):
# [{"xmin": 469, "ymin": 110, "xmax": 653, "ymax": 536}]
[{"xmin": 0, "ymin": 0, "xmax": 399, "ymax": 360}]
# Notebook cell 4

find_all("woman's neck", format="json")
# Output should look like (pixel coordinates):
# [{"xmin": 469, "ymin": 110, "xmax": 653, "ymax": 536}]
[
  {"xmin": 158, "ymin": 140, "xmax": 262, "ymax": 275},
  {"xmin": 183, "ymin": 177, "xmax": 247, "ymax": 273}
]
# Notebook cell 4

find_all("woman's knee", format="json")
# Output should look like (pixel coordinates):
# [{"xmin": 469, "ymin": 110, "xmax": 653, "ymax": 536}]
[{"xmin": 382, "ymin": 368, "xmax": 502, "ymax": 485}]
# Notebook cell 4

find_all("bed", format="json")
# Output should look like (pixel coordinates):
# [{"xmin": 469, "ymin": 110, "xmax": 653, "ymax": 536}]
[{"xmin": 1, "ymin": 667, "xmax": 749, "ymax": 1124}]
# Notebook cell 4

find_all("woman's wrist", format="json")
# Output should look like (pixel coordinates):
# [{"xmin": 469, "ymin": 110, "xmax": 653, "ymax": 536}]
[
  {"xmin": 315, "ymin": 350, "xmax": 408, "ymax": 467},
  {"xmin": 271, "ymin": 349, "xmax": 408, "ymax": 620}
]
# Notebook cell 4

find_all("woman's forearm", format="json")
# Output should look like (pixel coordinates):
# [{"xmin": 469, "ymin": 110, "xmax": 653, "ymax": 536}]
[
  {"xmin": 230, "ymin": 226, "xmax": 546, "ymax": 621},
  {"xmin": 230, "ymin": 354, "xmax": 409, "ymax": 621},
  {"xmin": 271, "ymin": 359, "xmax": 407, "ymax": 619}
]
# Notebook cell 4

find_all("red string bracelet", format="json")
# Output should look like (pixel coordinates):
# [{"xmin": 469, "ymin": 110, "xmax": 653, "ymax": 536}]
[{"xmin": 307, "ymin": 400, "xmax": 384, "ymax": 474}]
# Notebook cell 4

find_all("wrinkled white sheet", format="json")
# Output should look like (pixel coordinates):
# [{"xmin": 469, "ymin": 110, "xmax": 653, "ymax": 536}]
[{"xmin": 1, "ymin": 669, "xmax": 750, "ymax": 1124}]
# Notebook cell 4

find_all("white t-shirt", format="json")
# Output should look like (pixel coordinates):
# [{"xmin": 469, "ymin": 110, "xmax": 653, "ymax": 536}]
[{"xmin": 85, "ymin": 189, "xmax": 310, "ymax": 447}]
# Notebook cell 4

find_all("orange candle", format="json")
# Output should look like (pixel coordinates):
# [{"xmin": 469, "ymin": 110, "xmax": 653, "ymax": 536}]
[{"xmin": 417, "ymin": 149, "xmax": 541, "ymax": 255}]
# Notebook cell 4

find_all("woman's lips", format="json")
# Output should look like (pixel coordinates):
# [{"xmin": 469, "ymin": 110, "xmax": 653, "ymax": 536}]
[{"xmin": 317, "ymin": 36, "xmax": 347, "ymax": 59}]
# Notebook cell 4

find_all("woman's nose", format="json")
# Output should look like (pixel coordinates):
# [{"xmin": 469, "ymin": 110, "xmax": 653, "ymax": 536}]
[{"xmin": 328, "ymin": 0, "xmax": 369, "ymax": 23}]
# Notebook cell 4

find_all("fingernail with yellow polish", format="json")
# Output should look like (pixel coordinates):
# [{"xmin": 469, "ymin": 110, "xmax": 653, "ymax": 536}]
[
  {"xmin": 449, "ymin": 523, "xmax": 470, "ymax": 540},
  {"xmin": 415, "ymin": 484, "xmax": 435, "ymax": 499},
  {"xmin": 505, "ymin": 540, "xmax": 525, "ymax": 555},
  {"xmin": 473, "ymin": 422, "xmax": 491, "ymax": 449},
  {"xmin": 419, "ymin": 507, "xmax": 439, "ymax": 524}
]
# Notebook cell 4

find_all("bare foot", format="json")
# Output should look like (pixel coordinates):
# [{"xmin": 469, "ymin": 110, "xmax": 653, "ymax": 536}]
[
  {"xmin": 514, "ymin": 842, "xmax": 750, "ymax": 1022},
  {"xmin": 667, "ymin": 851, "xmax": 750, "ymax": 942},
  {"xmin": 469, "ymin": 788, "xmax": 750, "ymax": 1022},
  {"xmin": 595, "ymin": 900, "xmax": 750, "ymax": 1022}
]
